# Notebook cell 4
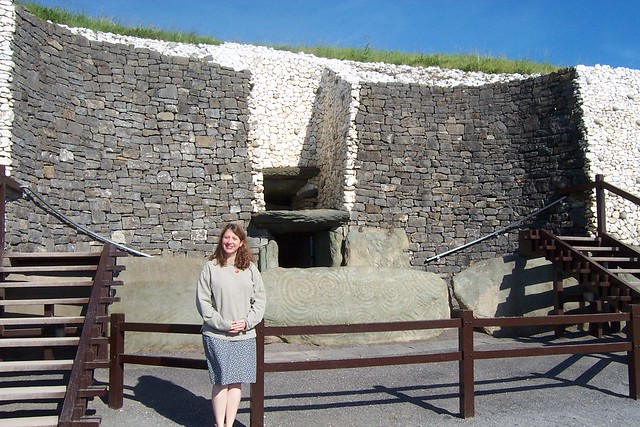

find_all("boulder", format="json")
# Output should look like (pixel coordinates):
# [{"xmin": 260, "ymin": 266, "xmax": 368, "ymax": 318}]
[
  {"xmin": 452, "ymin": 255, "xmax": 581, "ymax": 336},
  {"xmin": 262, "ymin": 266, "xmax": 449, "ymax": 345},
  {"xmin": 344, "ymin": 227, "xmax": 410, "ymax": 268}
]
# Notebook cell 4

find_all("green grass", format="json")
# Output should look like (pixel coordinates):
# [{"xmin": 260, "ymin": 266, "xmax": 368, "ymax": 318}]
[
  {"xmin": 274, "ymin": 45, "xmax": 559, "ymax": 75},
  {"xmin": 18, "ymin": 1, "xmax": 221, "ymax": 45},
  {"xmin": 18, "ymin": 1, "xmax": 560, "ymax": 75}
]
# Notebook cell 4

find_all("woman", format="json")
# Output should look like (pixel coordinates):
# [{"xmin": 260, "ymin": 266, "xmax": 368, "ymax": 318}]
[{"xmin": 196, "ymin": 222, "xmax": 267, "ymax": 427}]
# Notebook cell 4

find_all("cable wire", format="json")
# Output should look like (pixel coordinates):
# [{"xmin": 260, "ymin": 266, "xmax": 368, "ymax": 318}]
[{"xmin": 21, "ymin": 186, "xmax": 153, "ymax": 257}]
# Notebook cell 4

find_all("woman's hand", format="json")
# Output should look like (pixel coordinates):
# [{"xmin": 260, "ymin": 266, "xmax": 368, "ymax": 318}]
[{"xmin": 229, "ymin": 319, "xmax": 247, "ymax": 334}]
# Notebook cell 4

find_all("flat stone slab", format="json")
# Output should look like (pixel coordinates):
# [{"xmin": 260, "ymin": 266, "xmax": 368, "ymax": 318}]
[
  {"xmin": 251, "ymin": 209, "xmax": 349, "ymax": 233},
  {"xmin": 262, "ymin": 266, "xmax": 450, "ymax": 345}
]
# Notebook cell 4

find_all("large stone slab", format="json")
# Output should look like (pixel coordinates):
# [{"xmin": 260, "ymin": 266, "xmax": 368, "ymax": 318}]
[
  {"xmin": 250, "ymin": 209, "xmax": 350, "ymax": 233},
  {"xmin": 110, "ymin": 256, "xmax": 206, "ymax": 351},
  {"xmin": 452, "ymin": 255, "xmax": 581, "ymax": 336},
  {"xmin": 344, "ymin": 227, "xmax": 410, "ymax": 268},
  {"xmin": 262, "ymin": 266, "xmax": 449, "ymax": 345}
]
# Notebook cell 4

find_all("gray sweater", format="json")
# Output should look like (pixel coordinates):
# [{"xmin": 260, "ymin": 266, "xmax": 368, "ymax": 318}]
[{"xmin": 196, "ymin": 260, "xmax": 267, "ymax": 341}]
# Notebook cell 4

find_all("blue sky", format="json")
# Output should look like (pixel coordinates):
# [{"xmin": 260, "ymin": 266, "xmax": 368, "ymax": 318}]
[{"xmin": 23, "ymin": 0, "xmax": 640, "ymax": 70}]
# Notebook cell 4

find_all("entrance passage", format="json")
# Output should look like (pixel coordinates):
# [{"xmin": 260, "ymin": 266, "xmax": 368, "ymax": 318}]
[
  {"xmin": 272, "ymin": 231, "xmax": 339, "ymax": 268},
  {"xmin": 250, "ymin": 209, "xmax": 350, "ymax": 268}
]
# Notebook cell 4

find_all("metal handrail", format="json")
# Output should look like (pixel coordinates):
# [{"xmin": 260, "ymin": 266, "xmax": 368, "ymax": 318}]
[{"xmin": 427, "ymin": 174, "xmax": 640, "ymax": 264}]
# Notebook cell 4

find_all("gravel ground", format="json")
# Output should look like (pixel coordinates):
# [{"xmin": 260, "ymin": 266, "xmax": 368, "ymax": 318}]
[{"xmin": 90, "ymin": 330, "xmax": 640, "ymax": 427}]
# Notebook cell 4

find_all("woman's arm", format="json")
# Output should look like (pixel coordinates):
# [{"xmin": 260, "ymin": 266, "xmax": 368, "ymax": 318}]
[
  {"xmin": 196, "ymin": 263, "xmax": 231, "ymax": 331},
  {"xmin": 244, "ymin": 263, "xmax": 267, "ymax": 330}
]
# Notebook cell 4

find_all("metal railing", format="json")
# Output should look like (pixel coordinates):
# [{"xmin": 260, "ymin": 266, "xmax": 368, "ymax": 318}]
[{"xmin": 108, "ymin": 306, "xmax": 640, "ymax": 426}]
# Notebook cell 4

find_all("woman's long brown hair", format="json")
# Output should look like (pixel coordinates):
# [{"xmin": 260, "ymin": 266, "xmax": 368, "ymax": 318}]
[{"xmin": 209, "ymin": 222, "xmax": 254, "ymax": 269}]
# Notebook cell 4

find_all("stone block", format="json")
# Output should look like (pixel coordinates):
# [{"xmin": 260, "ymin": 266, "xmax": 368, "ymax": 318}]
[
  {"xmin": 345, "ymin": 227, "xmax": 410, "ymax": 268},
  {"xmin": 262, "ymin": 266, "xmax": 450, "ymax": 345},
  {"xmin": 453, "ymin": 255, "xmax": 581, "ymax": 336}
]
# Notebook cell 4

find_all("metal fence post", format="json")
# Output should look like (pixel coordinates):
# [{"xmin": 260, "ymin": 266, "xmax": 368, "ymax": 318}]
[
  {"xmin": 250, "ymin": 321, "xmax": 266, "ymax": 427},
  {"xmin": 109, "ymin": 312, "xmax": 125, "ymax": 409}
]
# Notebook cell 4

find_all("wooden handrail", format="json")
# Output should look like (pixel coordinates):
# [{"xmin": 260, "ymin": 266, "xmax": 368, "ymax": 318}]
[
  {"xmin": 58, "ymin": 243, "xmax": 117, "ymax": 426},
  {"xmin": 559, "ymin": 174, "xmax": 640, "ymax": 236}
]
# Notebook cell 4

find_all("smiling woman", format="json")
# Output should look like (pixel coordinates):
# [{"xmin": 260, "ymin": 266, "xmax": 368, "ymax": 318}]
[{"xmin": 196, "ymin": 222, "xmax": 267, "ymax": 427}]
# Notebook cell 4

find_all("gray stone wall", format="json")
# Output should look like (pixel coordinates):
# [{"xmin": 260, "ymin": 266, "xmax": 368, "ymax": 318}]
[
  {"xmin": 310, "ymin": 68, "xmax": 355, "ymax": 210},
  {"xmin": 2, "ymin": 2, "xmax": 638, "ymax": 278},
  {"xmin": 7, "ymin": 6, "xmax": 252, "ymax": 254},
  {"xmin": 352, "ymin": 70, "xmax": 588, "ymax": 274}
]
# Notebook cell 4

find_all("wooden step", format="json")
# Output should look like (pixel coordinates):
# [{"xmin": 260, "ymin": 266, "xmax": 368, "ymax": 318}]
[
  {"xmin": 0, "ymin": 415, "xmax": 59, "ymax": 427},
  {"xmin": 574, "ymin": 246, "xmax": 619, "ymax": 252},
  {"xmin": 0, "ymin": 359, "xmax": 73, "ymax": 373},
  {"xmin": 0, "ymin": 316, "xmax": 85, "ymax": 326},
  {"xmin": 0, "ymin": 297, "xmax": 90, "ymax": 306},
  {"xmin": 0, "ymin": 279, "xmax": 94, "ymax": 288},
  {"xmin": 0, "ymin": 265, "xmax": 98, "ymax": 274},
  {"xmin": 558, "ymin": 235, "xmax": 598, "ymax": 242},
  {"xmin": 610, "ymin": 268, "xmax": 640, "ymax": 274},
  {"xmin": 3, "ymin": 251, "xmax": 101, "ymax": 260},
  {"xmin": 1, "ymin": 336, "xmax": 80, "ymax": 348},
  {"xmin": 0, "ymin": 385, "xmax": 66, "ymax": 401},
  {"xmin": 590, "ymin": 256, "xmax": 638, "ymax": 262}
]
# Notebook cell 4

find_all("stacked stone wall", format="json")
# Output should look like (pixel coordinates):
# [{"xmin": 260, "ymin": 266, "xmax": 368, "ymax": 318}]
[
  {"xmin": 308, "ymin": 69, "xmax": 355, "ymax": 210},
  {"xmin": 1, "ymin": 1, "xmax": 639, "ymax": 274},
  {"xmin": 353, "ymin": 70, "xmax": 588, "ymax": 274},
  {"xmin": 7, "ymin": 7, "xmax": 252, "ymax": 254}
]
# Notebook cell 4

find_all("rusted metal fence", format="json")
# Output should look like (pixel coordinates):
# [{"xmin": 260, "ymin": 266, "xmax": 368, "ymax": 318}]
[{"xmin": 109, "ymin": 306, "xmax": 640, "ymax": 426}]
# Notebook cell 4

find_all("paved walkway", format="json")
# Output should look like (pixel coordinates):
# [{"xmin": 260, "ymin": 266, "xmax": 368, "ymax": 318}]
[{"xmin": 90, "ymin": 330, "xmax": 640, "ymax": 426}]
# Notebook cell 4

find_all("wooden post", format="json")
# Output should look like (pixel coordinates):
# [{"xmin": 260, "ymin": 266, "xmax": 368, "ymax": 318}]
[
  {"xmin": 109, "ymin": 312, "xmax": 125, "ymax": 409},
  {"xmin": 455, "ymin": 309, "xmax": 475, "ymax": 418},
  {"xmin": 0, "ymin": 165, "xmax": 6, "ymax": 254},
  {"xmin": 628, "ymin": 304, "xmax": 640, "ymax": 400},
  {"xmin": 250, "ymin": 320, "xmax": 266, "ymax": 427},
  {"xmin": 595, "ymin": 174, "xmax": 606, "ymax": 236},
  {"xmin": 552, "ymin": 262, "xmax": 565, "ymax": 338}
]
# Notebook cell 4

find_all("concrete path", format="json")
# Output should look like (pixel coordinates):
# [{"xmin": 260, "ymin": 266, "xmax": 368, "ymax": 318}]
[{"xmin": 90, "ymin": 330, "xmax": 640, "ymax": 426}]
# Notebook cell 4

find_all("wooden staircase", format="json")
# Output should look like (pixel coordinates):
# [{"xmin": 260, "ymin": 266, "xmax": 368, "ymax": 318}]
[
  {"xmin": 0, "ymin": 246, "xmax": 125, "ymax": 426},
  {"xmin": 520, "ymin": 229, "xmax": 640, "ymax": 335}
]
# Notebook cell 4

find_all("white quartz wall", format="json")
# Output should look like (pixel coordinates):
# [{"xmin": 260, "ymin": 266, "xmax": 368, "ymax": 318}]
[
  {"xmin": 0, "ymin": 0, "xmax": 14, "ymax": 170},
  {"xmin": 575, "ymin": 65, "xmax": 640, "ymax": 244}
]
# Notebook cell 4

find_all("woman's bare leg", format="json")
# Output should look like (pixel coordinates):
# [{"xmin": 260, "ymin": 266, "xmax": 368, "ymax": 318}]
[
  {"xmin": 212, "ymin": 384, "xmax": 228, "ymax": 427},
  {"xmin": 225, "ymin": 383, "xmax": 242, "ymax": 427}
]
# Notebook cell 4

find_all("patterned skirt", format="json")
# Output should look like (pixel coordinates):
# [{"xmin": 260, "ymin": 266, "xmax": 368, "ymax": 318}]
[{"xmin": 202, "ymin": 335, "xmax": 257, "ymax": 385}]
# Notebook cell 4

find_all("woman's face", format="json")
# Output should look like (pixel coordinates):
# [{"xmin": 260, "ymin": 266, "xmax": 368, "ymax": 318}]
[{"xmin": 221, "ymin": 228, "xmax": 244, "ymax": 258}]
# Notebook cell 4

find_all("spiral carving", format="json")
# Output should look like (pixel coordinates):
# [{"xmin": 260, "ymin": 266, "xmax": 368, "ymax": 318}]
[{"xmin": 262, "ymin": 266, "xmax": 449, "ymax": 345}]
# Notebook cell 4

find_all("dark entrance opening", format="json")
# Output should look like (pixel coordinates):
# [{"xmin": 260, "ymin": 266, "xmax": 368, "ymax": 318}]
[
  {"xmin": 271, "ymin": 230, "xmax": 339, "ymax": 268},
  {"xmin": 253, "ymin": 166, "xmax": 350, "ymax": 268},
  {"xmin": 262, "ymin": 167, "xmax": 319, "ymax": 210},
  {"xmin": 273, "ymin": 232, "xmax": 314, "ymax": 268}
]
